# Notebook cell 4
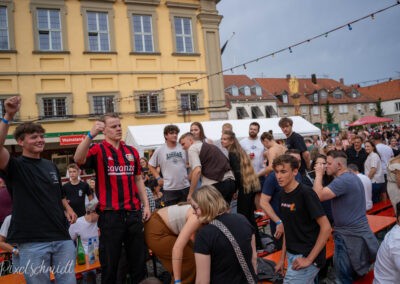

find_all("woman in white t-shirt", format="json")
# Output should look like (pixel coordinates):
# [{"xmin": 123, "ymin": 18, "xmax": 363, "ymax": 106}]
[{"xmin": 364, "ymin": 140, "xmax": 385, "ymax": 204}]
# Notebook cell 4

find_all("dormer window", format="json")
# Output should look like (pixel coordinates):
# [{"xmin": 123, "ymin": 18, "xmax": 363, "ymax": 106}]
[
  {"xmin": 251, "ymin": 85, "xmax": 262, "ymax": 96},
  {"xmin": 225, "ymin": 86, "xmax": 239, "ymax": 96},
  {"xmin": 313, "ymin": 92, "xmax": 318, "ymax": 103},
  {"xmin": 239, "ymin": 86, "xmax": 251, "ymax": 96},
  {"xmin": 319, "ymin": 90, "xmax": 328, "ymax": 99},
  {"xmin": 351, "ymin": 91, "xmax": 359, "ymax": 98},
  {"xmin": 333, "ymin": 90, "xmax": 343, "ymax": 99},
  {"xmin": 282, "ymin": 92, "xmax": 288, "ymax": 104}
]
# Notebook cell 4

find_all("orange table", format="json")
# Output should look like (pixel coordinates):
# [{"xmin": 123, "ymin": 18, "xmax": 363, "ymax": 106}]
[{"xmin": 367, "ymin": 214, "xmax": 396, "ymax": 233}]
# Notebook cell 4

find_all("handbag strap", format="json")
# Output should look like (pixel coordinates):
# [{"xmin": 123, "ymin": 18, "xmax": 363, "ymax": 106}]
[{"xmin": 210, "ymin": 219, "xmax": 256, "ymax": 284}]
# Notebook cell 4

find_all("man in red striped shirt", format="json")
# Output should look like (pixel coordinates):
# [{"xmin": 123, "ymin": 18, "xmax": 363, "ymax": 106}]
[{"xmin": 74, "ymin": 113, "xmax": 150, "ymax": 283}]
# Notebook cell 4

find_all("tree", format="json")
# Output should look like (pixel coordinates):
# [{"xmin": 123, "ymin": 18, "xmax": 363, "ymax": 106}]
[
  {"xmin": 324, "ymin": 100, "xmax": 335, "ymax": 124},
  {"xmin": 375, "ymin": 98, "xmax": 384, "ymax": 117}
]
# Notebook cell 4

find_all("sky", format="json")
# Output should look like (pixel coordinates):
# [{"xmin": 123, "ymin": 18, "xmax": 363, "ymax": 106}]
[{"xmin": 217, "ymin": 0, "xmax": 400, "ymax": 86}]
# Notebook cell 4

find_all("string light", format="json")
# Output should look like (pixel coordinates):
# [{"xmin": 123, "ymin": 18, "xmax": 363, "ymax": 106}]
[
  {"xmin": 65, "ymin": 2, "xmax": 400, "ymax": 108},
  {"xmin": 371, "ymin": 14, "xmax": 375, "ymax": 20}
]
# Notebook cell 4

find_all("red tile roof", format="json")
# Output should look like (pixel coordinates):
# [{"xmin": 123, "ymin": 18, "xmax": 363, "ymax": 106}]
[
  {"xmin": 357, "ymin": 79, "xmax": 400, "ymax": 101},
  {"xmin": 223, "ymin": 75, "xmax": 276, "ymax": 100}
]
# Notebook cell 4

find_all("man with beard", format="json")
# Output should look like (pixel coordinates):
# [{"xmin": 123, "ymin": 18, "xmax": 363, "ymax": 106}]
[{"xmin": 240, "ymin": 122, "xmax": 266, "ymax": 186}]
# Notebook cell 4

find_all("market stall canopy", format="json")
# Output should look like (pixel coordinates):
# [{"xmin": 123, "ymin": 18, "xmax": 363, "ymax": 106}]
[
  {"xmin": 346, "ymin": 116, "xmax": 393, "ymax": 127},
  {"xmin": 125, "ymin": 116, "xmax": 321, "ymax": 152}
]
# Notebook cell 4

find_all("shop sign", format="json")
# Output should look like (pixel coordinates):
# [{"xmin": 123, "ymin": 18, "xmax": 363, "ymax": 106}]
[{"xmin": 59, "ymin": 135, "xmax": 86, "ymax": 145}]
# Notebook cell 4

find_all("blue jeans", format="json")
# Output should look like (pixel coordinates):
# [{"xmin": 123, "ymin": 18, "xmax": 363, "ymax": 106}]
[
  {"xmin": 372, "ymin": 183, "xmax": 384, "ymax": 204},
  {"xmin": 284, "ymin": 252, "xmax": 319, "ymax": 284},
  {"xmin": 16, "ymin": 240, "xmax": 76, "ymax": 284},
  {"xmin": 333, "ymin": 234, "xmax": 353, "ymax": 284}
]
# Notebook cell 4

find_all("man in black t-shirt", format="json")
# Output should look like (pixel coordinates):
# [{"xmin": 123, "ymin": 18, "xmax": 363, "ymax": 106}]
[
  {"xmin": 63, "ymin": 163, "xmax": 93, "ymax": 217},
  {"xmin": 279, "ymin": 117, "xmax": 311, "ymax": 175},
  {"xmin": 273, "ymin": 154, "xmax": 331, "ymax": 283},
  {"xmin": 0, "ymin": 96, "xmax": 77, "ymax": 283},
  {"xmin": 345, "ymin": 135, "xmax": 367, "ymax": 174}
]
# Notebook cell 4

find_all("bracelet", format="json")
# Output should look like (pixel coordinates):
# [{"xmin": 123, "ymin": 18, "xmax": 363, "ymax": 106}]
[
  {"xmin": 156, "ymin": 177, "xmax": 162, "ymax": 181},
  {"xmin": 12, "ymin": 248, "xmax": 18, "ymax": 255},
  {"xmin": 276, "ymin": 220, "xmax": 283, "ymax": 225},
  {"xmin": 1, "ymin": 117, "xmax": 9, "ymax": 124},
  {"xmin": 174, "ymin": 280, "xmax": 182, "ymax": 284},
  {"xmin": 87, "ymin": 131, "xmax": 95, "ymax": 140}
]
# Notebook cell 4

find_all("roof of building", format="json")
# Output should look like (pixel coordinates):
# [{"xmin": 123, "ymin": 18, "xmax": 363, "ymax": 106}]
[{"xmin": 357, "ymin": 79, "xmax": 400, "ymax": 101}]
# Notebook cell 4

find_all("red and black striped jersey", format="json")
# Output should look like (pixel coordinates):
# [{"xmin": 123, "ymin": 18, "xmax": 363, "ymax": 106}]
[{"xmin": 83, "ymin": 140, "xmax": 142, "ymax": 211}]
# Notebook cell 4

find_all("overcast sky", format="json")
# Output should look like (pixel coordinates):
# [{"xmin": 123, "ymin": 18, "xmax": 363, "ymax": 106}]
[{"xmin": 217, "ymin": 0, "xmax": 400, "ymax": 86}]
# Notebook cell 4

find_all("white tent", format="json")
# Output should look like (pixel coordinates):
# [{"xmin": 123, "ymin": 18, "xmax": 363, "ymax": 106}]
[{"xmin": 125, "ymin": 116, "xmax": 321, "ymax": 153}]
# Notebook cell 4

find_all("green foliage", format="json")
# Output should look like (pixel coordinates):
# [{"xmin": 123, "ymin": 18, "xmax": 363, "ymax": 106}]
[
  {"xmin": 324, "ymin": 100, "xmax": 335, "ymax": 124},
  {"xmin": 375, "ymin": 98, "xmax": 384, "ymax": 117}
]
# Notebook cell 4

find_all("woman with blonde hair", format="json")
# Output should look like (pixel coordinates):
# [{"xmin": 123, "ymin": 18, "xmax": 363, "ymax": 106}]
[
  {"xmin": 192, "ymin": 185, "xmax": 257, "ymax": 284},
  {"xmin": 221, "ymin": 130, "xmax": 261, "ymax": 247}
]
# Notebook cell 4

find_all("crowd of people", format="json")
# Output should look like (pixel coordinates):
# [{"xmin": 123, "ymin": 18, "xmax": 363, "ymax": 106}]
[{"xmin": 0, "ymin": 95, "xmax": 400, "ymax": 284}]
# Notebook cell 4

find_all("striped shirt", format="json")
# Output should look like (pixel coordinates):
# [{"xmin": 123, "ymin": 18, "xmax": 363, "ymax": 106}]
[{"xmin": 83, "ymin": 140, "xmax": 141, "ymax": 211}]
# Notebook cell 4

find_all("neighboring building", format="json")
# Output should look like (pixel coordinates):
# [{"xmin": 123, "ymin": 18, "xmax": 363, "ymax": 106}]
[
  {"xmin": 223, "ymin": 75, "xmax": 278, "ymax": 120},
  {"xmin": 254, "ymin": 75, "xmax": 377, "ymax": 129},
  {"xmin": 0, "ymin": 0, "xmax": 225, "ymax": 174},
  {"xmin": 358, "ymin": 79, "xmax": 400, "ymax": 124}
]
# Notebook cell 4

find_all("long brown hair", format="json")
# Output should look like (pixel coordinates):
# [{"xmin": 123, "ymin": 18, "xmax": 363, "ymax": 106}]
[{"xmin": 223, "ymin": 130, "xmax": 260, "ymax": 193}]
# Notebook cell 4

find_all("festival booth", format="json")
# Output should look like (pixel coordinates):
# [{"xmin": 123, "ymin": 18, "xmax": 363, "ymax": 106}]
[{"xmin": 125, "ymin": 116, "xmax": 321, "ymax": 155}]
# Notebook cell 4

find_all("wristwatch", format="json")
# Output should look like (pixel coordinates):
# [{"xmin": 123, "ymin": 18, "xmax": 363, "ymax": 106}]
[{"xmin": 12, "ymin": 247, "xmax": 19, "ymax": 255}]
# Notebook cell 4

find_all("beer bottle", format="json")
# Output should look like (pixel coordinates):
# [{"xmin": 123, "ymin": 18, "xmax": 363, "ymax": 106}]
[{"xmin": 77, "ymin": 235, "xmax": 86, "ymax": 265}]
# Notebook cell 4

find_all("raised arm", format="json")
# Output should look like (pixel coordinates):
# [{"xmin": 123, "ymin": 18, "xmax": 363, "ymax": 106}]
[
  {"xmin": 0, "ymin": 96, "xmax": 21, "ymax": 170},
  {"xmin": 74, "ymin": 120, "xmax": 104, "ymax": 164}
]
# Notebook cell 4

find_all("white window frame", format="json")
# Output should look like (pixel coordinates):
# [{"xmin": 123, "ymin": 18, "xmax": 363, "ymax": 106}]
[
  {"xmin": 36, "ymin": 93, "xmax": 72, "ymax": 121},
  {"xmin": 92, "ymin": 95, "xmax": 114, "ymax": 115},
  {"xmin": 395, "ymin": 102, "xmax": 400, "ymax": 112},
  {"xmin": 301, "ymin": 106, "xmax": 308, "ymax": 114},
  {"xmin": 369, "ymin": 103, "xmax": 375, "ymax": 111},
  {"xmin": 282, "ymin": 94, "xmax": 288, "ymax": 104},
  {"xmin": 180, "ymin": 93, "xmax": 199, "ymax": 111},
  {"xmin": 36, "ymin": 8, "xmax": 62, "ymax": 51},
  {"xmin": 132, "ymin": 14, "xmax": 154, "ymax": 52},
  {"xmin": 174, "ymin": 16, "xmax": 194, "ymax": 53},
  {"xmin": 339, "ymin": 104, "xmax": 348, "ymax": 114},
  {"xmin": 139, "ymin": 93, "xmax": 159, "ymax": 114},
  {"xmin": 0, "ymin": 5, "xmax": 9, "ymax": 50},
  {"xmin": 42, "ymin": 97, "xmax": 67, "ymax": 118},
  {"xmin": 86, "ymin": 11, "xmax": 110, "ymax": 52},
  {"xmin": 313, "ymin": 105, "xmax": 320, "ymax": 115},
  {"xmin": 87, "ymin": 92, "xmax": 118, "ymax": 116},
  {"xmin": 329, "ymin": 105, "xmax": 334, "ymax": 113}
]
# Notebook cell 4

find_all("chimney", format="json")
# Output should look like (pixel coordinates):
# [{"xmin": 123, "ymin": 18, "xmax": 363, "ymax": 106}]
[
  {"xmin": 311, "ymin": 74, "xmax": 317, "ymax": 84},
  {"xmin": 339, "ymin": 78, "xmax": 344, "ymax": 84},
  {"xmin": 286, "ymin": 74, "xmax": 291, "ymax": 81}
]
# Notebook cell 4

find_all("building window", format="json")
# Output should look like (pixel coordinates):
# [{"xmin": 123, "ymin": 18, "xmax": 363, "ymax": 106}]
[
  {"xmin": 301, "ymin": 106, "xmax": 307, "ymax": 114},
  {"xmin": 282, "ymin": 107, "xmax": 288, "ymax": 115},
  {"xmin": 340, "ymin": 120, "xmax": 349, "ymax": 129},
  {"xmin": 0, "ymin": 6, "xmax": 9, "ymax": 50},
  {"xmin": 236, "ymin": 107, "xmax": 249, "ymax": 119},
  {"xmin": 313, "ymin": 93, "xmax": 318, "ymax": 103},
  {"xmin": 251, "ymin": 106, "xmax": 263, "ymax": 118},
  {"xmin": 139, "ymin": 94, "xmax": 159, "ymax": 113},
  {"xmin": 92, "ymin": 96, "xmax": 114, "ymax": 115},
  {"xmin": 240, "ymin": 86, "xmax": 251, "ymax": 96},
  {"xmin": 339, "ymin": 104, "xmax": 348, "ymax": 113},
  {"xmin": 42, "ymin": 97, "xmax": 66, "ymax": 118},
  {"xmin": 333, "ymin": 91, "xmax": 342, "ymax": 99},
  {"xmin": 86, "ymin": 11, "xmax": 110, "ymax": 52},
  {"xmin": 356, "ymin": 104, "xmax": 362, "ymax": 111},
  {"xmin": 36, "ymin": 9, "xmax": 62, "ymax": 51},
  {"xmin": 282, "ymin": 94, "xmax": 288, "ymax": 104},
  {"xmin": 329, "ymin": 105, "xmax": 333, "ymax": 113},
  {"xmin": 132, "ymin": 14, "xmax": 154, "ymax": 52},
  {"xmin": 396, "ymin": 102, "xmax": 400, "ymax": 112},
  {"xmin": 226, "ymin": 86, "xmax": 239, "ymax": 96},
  {"xmin": 37, "ymin": 93, "xmax": 72, "ymax": 120},
  {"xmin": 180, "ymin": 93, "xmax": 198, "ymax": 111},
  {"xmin": 265, "ymin": 105, "xmax": 277, "ymax": 118},
  {"xmin": 369, "ymin": 103, "xmax": 375, "ymax": 111},
  {"xmin": 174, "ymin": 17, "xmax": 193, "ymax": 53},
  {"xmin": 313, "ymin": 105, "xmax": 319, "ymax": 115}
]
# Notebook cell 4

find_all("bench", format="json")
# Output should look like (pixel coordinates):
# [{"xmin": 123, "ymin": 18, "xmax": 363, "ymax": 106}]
[
  {"xmin": 376, "ymin": 206, "xmax": 395, "ymax": 217},
  {"xmin": 367, "ymin": 200, "xmax": 392, "ymax": 215}
]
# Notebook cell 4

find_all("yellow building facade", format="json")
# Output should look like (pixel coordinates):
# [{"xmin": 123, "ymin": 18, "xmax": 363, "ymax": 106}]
[{"xmin": 0, "ymin": 0, "xmax": 225, "ymax": 172}]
